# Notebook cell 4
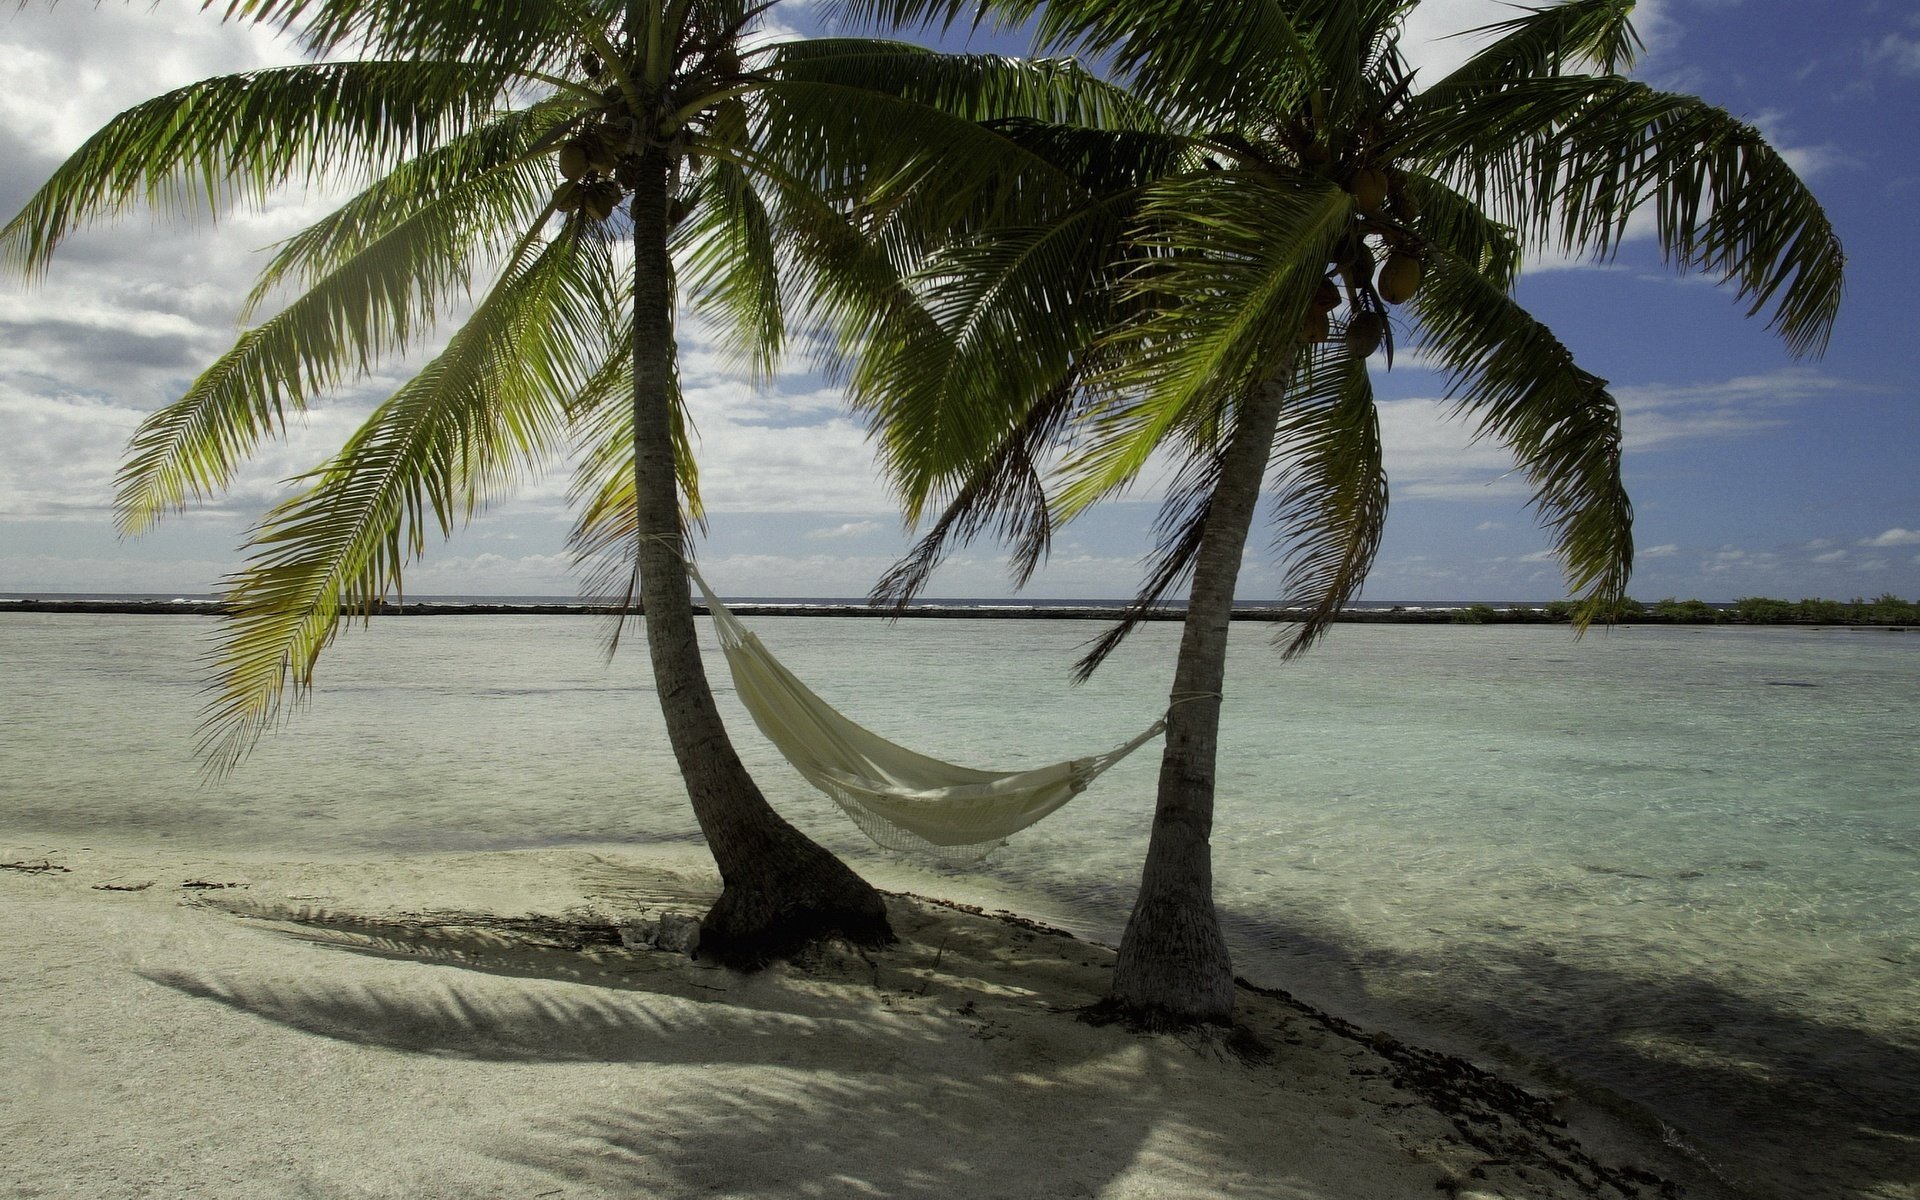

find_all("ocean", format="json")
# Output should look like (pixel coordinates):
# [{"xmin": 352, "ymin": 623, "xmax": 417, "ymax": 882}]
[{"xmin": 1, "ymin": 610, "xmax": 1913, "ymax": 1199}]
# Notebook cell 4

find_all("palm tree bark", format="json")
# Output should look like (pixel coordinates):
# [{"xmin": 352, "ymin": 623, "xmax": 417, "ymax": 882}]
[
  {"xmin": 1105, "ymin": 375, "xmax": 1289, "ymax": 1025},
  {"xmin": 628, "ymin": 145, "xmax": 893, "ymax": 965}
]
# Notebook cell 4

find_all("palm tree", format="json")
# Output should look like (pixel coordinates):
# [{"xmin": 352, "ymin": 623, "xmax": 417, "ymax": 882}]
[
  {"xmin": 841, "ymin": 0, "xmax": 1844, "ymax": 1022},
  {"xmin": 0, "ymin": 0, "xmax": 1133, "ymax": 964}
]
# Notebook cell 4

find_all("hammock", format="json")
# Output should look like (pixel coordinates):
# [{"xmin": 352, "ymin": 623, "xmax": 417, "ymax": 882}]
[{"xmin": 688, "ymin": 565, "xmax": 1165, "ymax": 862}]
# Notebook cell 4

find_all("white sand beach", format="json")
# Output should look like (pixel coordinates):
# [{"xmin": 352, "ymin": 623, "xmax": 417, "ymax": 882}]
[{"xmin": 1, "ymin": 844, "xmax": 1693, "ymax": 1199}]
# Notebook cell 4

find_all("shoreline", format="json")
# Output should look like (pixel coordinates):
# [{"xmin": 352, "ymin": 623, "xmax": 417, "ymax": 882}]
[
  {"xmin": 1, "ymin": 596, "xmax": 1911, "ymax": 629},
  {"xmin": 1, "ymin": 842, "xmax": 1712, "ymax": 1200}
]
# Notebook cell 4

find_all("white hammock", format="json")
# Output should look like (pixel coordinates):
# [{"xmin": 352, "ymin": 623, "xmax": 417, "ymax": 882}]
[{"xmin": 688, "ymin": 565, "xmax": 1165, "ymax": 862}]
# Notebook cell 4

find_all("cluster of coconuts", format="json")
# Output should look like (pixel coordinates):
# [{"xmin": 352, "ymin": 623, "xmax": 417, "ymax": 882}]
[
  {"xmin": 553, "ymin": 53, "xmax": 643, "ymax": 222},
  {"xmin": 1300, "ymin": 164, "xmax": 1425, "ymax": 358},
  {"xmin": 554, "ymin": 120, "xmax": 640, "ymax": 222}
]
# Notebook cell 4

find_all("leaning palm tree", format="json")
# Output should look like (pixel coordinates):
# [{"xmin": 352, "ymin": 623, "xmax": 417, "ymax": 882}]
[
  {"xmin": 1, "ymin": 0, "xmax": 1133, "ymax": 963},
  {"xmin": 842, "ymin": 0, "xmax": 1843, "ymax": 1022}
]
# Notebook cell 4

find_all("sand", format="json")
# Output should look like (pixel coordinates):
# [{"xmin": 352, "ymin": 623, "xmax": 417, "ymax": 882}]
[{"xmin": 1, "ymin": 844, "xmax": 1688, "ymax": 1200}]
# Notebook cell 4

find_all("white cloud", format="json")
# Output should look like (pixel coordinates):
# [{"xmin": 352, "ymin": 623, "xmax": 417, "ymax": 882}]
[
  {"xmin": 401, "ymin": 552, "xmax": 580, "ymax": 595},
  {"xmin": 807, "ymin": 520, "xmax": 882, "ymax": 541},
  {"xmin": 1813, "ymin": 549, "xmax": 1847, "ymax": 564},
  {"xmin": 1367, "ymin": 369, "xmax": 1850, "ymax": 506},
  {"xmin": 1397, "ymin": 0, "xmax": 1676, "ymax": 83},
  {"xmin": 1868, "ymin": 32, "xmax": 1920, "ymax": 77},
  {"xmin": 1373, "ymin": 397, "xmax": 1528, "ymax": 501},
  {"xmin": 1641, "ymin": 543, "xmax": 1680, "ymax": 558},
  {"xmin": 1703, "ymin": 545, "xmax": 1782, "ymax": 576},
  {"xmin": 0, "ymin": 552, "xmax": 235, "ymax": 594},
  {"xmin": 1862, "ymin": 528, "xmax": 1920, "ymax": 547},
  {"xmin": 1614, "ymin": 369, "xmax": 1853, "ymax": 450}
]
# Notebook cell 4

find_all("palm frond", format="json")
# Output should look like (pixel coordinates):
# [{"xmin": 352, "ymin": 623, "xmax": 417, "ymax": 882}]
[
  {"xmin": 1, "ymin": 59, "xmax": 515, "ymax": 276},
  {"xmin": 241, "ymin": 98, "xmax": 576, "ymax": 315},
  {"xmin": 199, "ymin": 219, "xmax": 589, "ymax": 771},
  {"xmin": 1422, "ymin": 0, "xmax": 1642, "ymax": 96},
  {"xmin": 216, "ymin": 0, "xmax": 616, "ymax": 76},
  {"xmin": 1055, "ymin": 167, "xmax": 1351, "ymax": 519},
  {"xmin": 1070, "ymin": 438, "xmax": 1225, "ymax": 681},
  {"xmin": 751, "ymin": 43, "xmax": 1152, "ymax": 244},
  {"xmin": 676, "ymin": 157, "xmax": 785, "ymax": 382},
  {"xmin": 869, "ymin": 371, "xmax": 1079, "ymax": 608},
  {"xmin": 853, "ymin": 193, "xmax": 1137, "ymax": 523},
  {"xmin": 117, "ymin": 129, "xmax": 560, "ymax": 534},
  {"xmin": 1409, "ymin": 246, "xmax": 1633, "ymax": 626},
  {"xmin": 1407, "ymin": 77, "xmax": 1843, "ymax": 357},
  {"xmin": 1403, "ymin": 170, "xmax": 1524, "ymax": 289},
  {"xmin": 1268, "ymin": 349, "xmax": 1387, "ymax": 655}
]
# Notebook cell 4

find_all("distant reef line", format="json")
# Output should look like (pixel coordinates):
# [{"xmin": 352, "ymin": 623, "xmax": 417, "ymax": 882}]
[{"xmin": 2, "ymin": 596, "xmax": 1913, "ymax": 628}]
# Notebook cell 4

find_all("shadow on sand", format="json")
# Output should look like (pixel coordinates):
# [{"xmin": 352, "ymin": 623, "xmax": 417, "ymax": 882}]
[
  {"xmin": 139, "ymin": 897, "xmax": 1334, "ymax": 1200},
  {"xmin": 1208, "ymin": 899, "xmax": 1920, "ymax": 1200}
]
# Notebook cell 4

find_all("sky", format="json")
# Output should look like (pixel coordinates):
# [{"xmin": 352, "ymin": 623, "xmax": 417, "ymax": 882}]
[{"xmin": 0, "ymin": 0, "xmax": 1915, "ymax": 602}]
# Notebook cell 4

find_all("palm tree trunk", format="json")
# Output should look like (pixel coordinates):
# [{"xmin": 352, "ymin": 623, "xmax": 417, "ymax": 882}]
[
  {"xmin": 1104, "ymin": 376, "xmax": 1288, "ymax": 1025},
  {"xmin": 628, "ymin": 146, "xmax": 892, "ymax": 965}
]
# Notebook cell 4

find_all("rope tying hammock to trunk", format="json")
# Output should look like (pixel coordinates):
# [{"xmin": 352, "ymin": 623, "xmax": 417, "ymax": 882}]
[{"xmin": 685, "ymin": 562, "xmax": 1172, "ymax": 862}]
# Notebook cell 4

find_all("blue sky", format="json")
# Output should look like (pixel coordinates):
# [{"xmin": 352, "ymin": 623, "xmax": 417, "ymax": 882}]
[{"xmin": 0, "ymin": 0, "xmax": 1914, "ymax": 601}]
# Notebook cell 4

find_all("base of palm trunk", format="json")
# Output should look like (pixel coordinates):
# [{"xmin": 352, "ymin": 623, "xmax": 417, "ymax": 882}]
[
  {"xmin": 697, "ymin": 846, "xmax": 895, "ymax": 969},
  {"xmin": 1102, "ymin": 897, "xmax": 1237, "ymax": 1027}
]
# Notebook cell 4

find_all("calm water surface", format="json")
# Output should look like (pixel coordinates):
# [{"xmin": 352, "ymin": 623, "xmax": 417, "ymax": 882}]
[{"xmin": 2, "ymin": 613, "xmax": 1914, "ymax": 1199}]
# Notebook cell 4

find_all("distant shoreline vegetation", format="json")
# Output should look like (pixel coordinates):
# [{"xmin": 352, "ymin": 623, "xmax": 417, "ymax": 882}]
[
  {"xmin": 1448, "ymin": 594, "xmax": 1919, "ymax": 627},
  {"xmin": 1, "ymin": 593, "xmax": 1914, "ymax": 627}
]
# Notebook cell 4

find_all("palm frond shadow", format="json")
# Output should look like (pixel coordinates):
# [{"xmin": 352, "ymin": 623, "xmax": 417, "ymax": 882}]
[
  {"xmin": 133, "ymin": 895, "xmax": 1427, "ymax": 1200},
  {"xmin": 1207, "ymin": 898, "xmax": 1920, "ymax": 1200}
]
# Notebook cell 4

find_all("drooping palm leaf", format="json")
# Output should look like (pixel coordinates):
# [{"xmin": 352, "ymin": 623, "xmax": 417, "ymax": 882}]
[
  {"xmin": 117, "ymin": 117, "xmax": 563, "ymax": 533},
  {"xmin": 1408, "ymin": 244, "xmax": 1633, "ymax": 624},
  {"xmin": 1407, "ymin": 77, "xmax": 1843, "ymax": 356},
  {"xmin": 1056, "ymin": 167, "xmax": 1351, "ymax": 519},
  {"xmin": 0, "ymin": 59, "xmax": 517, "ymax": 275},
  {"xmin": 200, "ymin": 217, "xmax": 588, "ymax": 771},
  {"xmin": 1267, "ymin": 347, "xmax": 1388, "ymax": 655}
]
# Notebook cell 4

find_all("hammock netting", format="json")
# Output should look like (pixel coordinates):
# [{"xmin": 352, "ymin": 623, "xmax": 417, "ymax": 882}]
[{"xmin": 689, "ymin": 566, "xmax": 1165, "ymax": 863}]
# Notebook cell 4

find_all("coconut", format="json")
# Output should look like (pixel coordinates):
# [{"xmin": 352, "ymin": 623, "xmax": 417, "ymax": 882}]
[
  {"xmin": 586, "ymin": 133, "xmax": 621, "ymax": 175},
  {"xmin": 558, "ymin": 141, "xmax": 590, "ymax": 182},
  {"xmin": 1377, "ymin": 253, "xmax": 1423, "ymax": 304},
  {"xmin": 1344, "ymin": 311, "xmax": 1386, "ymax": 358},
  {"xmin": 586, "ymin": 188, "xmax": 620, "ymax": 222},
  {"xmin": 553, "ymin": 181, "xmax": 583, "ymax": 214},
  {"xmin": 1313, "ymin": 278, "xmax": 1342, "ymax": 312},
  {"xmin": 1347, "ymin": 166, "xmax": 1389, "ymax": 215},
  {"xmin": 1298, "ymin": 311, "xmax": 1331, "ymax": 344}
]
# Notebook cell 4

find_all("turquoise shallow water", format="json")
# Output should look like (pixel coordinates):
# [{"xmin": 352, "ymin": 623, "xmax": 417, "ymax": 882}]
[{"xmin": 2, "ymin": 613, "xmax": 1915, "ymax": 1198}]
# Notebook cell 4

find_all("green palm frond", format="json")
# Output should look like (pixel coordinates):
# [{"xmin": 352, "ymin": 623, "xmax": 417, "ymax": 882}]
[
  {"xmin": 848, "ymin": 0, "xmax": 1334, "ymax": 126},
  {"xmin": 241, "ymin": 99, "xmax": 576, "ymax": 316},
  {"xmin": 1424, "ymin": 0, "xmax": 1642, "ymax": 94},
  {"xmin": 716, "ymin": 143, "xmax": 927, "ymax": 379},
  {"xmin": 566, "ymin": 342, "xmax": 704, "ymax": 653},
  {"xmin": 767, "ymin": 39, "xmax": 1153, "ymax": 132},
  {"xmin": 855, "ymin": 197, "xmax": 1134, "ymax": 521},
  {"xmin": 199, "ymin": 219, "xmax": 588, "ymax": 772},
  {"xmin": 752, "ymin": 46, "xmax": 1145, "ymax": 241},
  {"xmin": 218, "ymin": 0, "xmax": 611, "ymax": 76},
  {"xmin": 117, "ymin": 130, "xmax": 561, "ymax": 534},
  {"xmin": 1055, "ymin": 168, "xmax": 1351, "ymax": 519},
  {"xmin": 1408, "ymin": 77, "xmax": 1843, "ymax": 356},
  {"xmin": 1409, "ymin": 246, "xmax": 1633, "ymax": 625},
  {"xmin": 1268, "ymin": 349, "xmax": 1387, "ymax": 656},
  {"xmin": 1545, "ymin": 83, "xmax": 1843, "ymax": 356},
  {"xmin": 1070, "ymin": 436, "xmax": 1226, "ymax": 681},
  {"xmin": 1403, "ymin": 170, "xmax": 1524, "ymax": 289},
  {"xmin": 676, "ymin": 158, "xmax": 785, "ymax": 382},
  {"xmin": 869, "ymin": 371, "xmax": 1080, "ymax": 608},
  {"xmin": 0, "ymin": 59, "xmax": 515, "ymax": 276}
]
